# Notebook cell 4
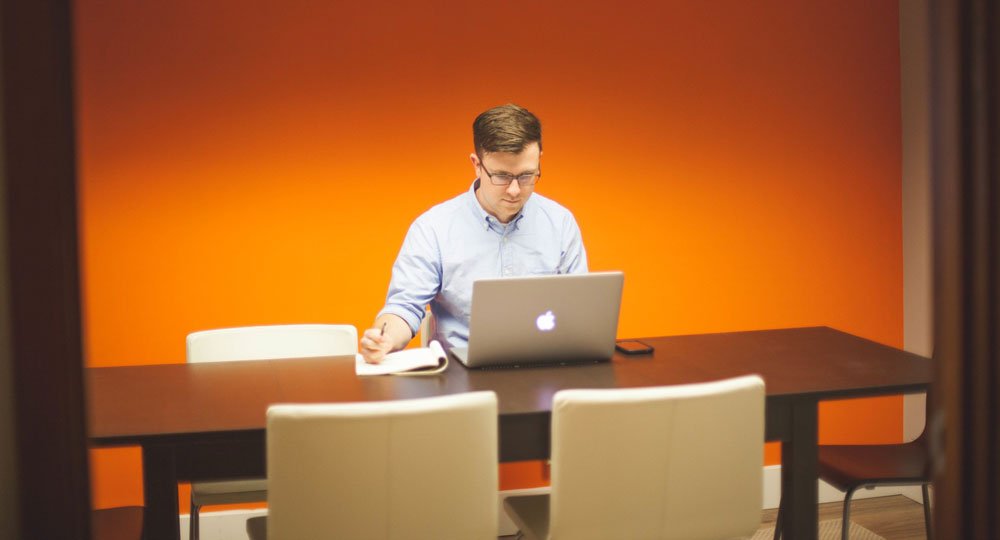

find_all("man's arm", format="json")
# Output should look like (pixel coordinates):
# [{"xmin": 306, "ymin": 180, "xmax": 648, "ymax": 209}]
[
  {"xmin": 359, "ymin": 313, "xmax": 413, "ymax": 364},
  {"xmin": 361, "ymin": 218, "xmax": 441, "ymax": 363},
  {"xmin": 561, "ymin": 214, "xmax": 589, "ymax": 273}
]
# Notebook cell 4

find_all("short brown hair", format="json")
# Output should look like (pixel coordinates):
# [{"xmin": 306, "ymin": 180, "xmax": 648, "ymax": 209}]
[{"xmin": 472, "ymin": 103, "xmax": 542, "ymax": 156}]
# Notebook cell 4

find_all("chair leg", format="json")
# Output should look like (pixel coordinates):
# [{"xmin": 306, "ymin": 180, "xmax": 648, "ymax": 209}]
[
  {"xmin": 189, "ymin": 497, "xmax": 200, "ymax": 540},
  {"xmin": 922, "ymin": 483, "xmax": 933, "ymax": 540},
  {"xmin": 842, "ymin": 487, "xmax": 858, "ymax": 540},
  {"xmin": 772, "ymin": 492, "xmax": 783, "ymax": 540}
]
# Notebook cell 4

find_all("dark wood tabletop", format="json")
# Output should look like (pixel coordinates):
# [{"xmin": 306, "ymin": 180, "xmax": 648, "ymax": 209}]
[{"xmin": 88, "ymin": 326, "xmax": 932, "ymax": 540}]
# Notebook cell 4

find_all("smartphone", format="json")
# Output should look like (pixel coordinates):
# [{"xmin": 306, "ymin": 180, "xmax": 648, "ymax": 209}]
[{"xmin": 615, "ymin": 340, "xmax": 654, "ymax": 355}]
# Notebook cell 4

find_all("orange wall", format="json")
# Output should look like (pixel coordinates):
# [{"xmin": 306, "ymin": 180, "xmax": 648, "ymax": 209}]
[{"xmin": 76, "ymin": 0, "xmax": 904, "ymax": 509}]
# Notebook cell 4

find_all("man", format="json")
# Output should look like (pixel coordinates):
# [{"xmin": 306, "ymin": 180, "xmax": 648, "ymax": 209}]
[{"xmin": 360, "ymin": 103, "xmax": 588, "ymax": 363}]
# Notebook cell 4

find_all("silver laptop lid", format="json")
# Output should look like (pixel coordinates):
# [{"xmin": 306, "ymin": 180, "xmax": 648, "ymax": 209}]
[{"xmin": 453, "ymin": 271, "xmax": 624, "ymax": 368}]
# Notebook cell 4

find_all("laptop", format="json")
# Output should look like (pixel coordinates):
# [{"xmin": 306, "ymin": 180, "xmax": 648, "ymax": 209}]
[{"xmin": 449, "ymin": 271, "xmax": 624, "ymax": 368}]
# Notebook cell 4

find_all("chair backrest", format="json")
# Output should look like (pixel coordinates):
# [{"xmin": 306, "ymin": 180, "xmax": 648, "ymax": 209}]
[
  {"xmin": 186, "ymin": 324, "xmax": 357, "ymax": 363},
  {"xmin": 549, "ymin": 375, "xmax": 765, "ymax": 540},
  {"xmin": 266, "ymin": 391, "xmax": 499, "ymax": 540}
]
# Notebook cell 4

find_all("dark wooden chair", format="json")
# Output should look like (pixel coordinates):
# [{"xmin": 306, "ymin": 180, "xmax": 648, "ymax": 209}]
[
  {"xmin": 92, "ymin": 506, "xmax": 143, "ymax": 540},
  {"xmin": 775, "ymin": 401, "xmax": 932, "ymax": 540}
]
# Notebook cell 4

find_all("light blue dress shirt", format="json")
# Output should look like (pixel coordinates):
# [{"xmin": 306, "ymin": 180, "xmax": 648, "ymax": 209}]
[{"xmin": 378, "ymin": 180, "xmax": 588, "ymax": 349}]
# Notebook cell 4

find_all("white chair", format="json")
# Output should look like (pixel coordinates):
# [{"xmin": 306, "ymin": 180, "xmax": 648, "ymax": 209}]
[
  {"xmin": 418, "ymin": 308, "xmax": 543, "ymax": 537},
  {"xmin": 504, "ymin": 375, "xmax": 765, "ymax": 540},
  {"xmin": 419, "ymin": 307, "xmax": 435, "ymax": 347},
  {"xmin": 185, "ymin": 324, "xmax": 358, "ymax": 540},
  {"xmin": 247, "ymin": 391, "xmax": 498, "ymax": 540}
]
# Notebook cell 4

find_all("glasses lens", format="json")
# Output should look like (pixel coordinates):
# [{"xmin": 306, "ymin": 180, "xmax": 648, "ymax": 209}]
[
  {"xmin": 516, "ymin": 173, "xmax": 538, "ymax": 186},
  {"xmin": 490, "ymin": 173, "xmax": 515, "ymax": 185},
  {"xmin": 481, "ymin": 163, "xmax": 538, "ymax": 186}
]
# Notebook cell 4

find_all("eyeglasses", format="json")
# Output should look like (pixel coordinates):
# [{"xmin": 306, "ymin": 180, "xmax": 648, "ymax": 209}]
[{"xmin": 478, "ymin": 162, "xmax": 541, "ymax": 187}]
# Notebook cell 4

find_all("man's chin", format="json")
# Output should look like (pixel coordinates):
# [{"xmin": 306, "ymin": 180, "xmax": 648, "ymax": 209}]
[{"xmin": 504, "ymin": 206, "xmax": 525, "ymax": 218}]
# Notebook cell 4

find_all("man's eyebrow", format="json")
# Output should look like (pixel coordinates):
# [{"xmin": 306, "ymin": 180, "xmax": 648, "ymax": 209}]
[
  {"xmin": 487, "ymin": 165, "xmax": 538, "ymax": 175},
  {"xmin": 506, "ymin": 167, "xmax": 540, "ymax": 175}
]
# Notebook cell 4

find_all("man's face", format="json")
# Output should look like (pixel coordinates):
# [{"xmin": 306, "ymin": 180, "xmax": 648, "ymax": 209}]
[{"xmin": 471, "ymin": 142, "xmax": 541, "ymax": 224}]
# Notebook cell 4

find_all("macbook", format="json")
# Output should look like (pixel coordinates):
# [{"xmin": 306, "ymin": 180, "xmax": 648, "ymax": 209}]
[{"xmin": 449, "ymin": 271, "xmax": 624, "ymax": 368}]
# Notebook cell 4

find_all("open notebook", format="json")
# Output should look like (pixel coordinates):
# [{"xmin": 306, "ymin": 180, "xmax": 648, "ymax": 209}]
[{"xmin": 355, "ymin": 340, "xmax": 448, "ymax": 376}]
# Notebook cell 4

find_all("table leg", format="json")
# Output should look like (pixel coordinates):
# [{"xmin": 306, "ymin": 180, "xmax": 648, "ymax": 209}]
[
  {"xmin": 780, "ymin": 398, "xmax": 818, "ymax": 540},
  {"xmin": 142, "ymin": 444, "xmax": 180, "ymax": 540}
]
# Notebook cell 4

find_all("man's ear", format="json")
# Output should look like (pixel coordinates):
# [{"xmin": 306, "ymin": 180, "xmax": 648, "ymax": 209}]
[{"xmin": 469, "ymin": 152, "xmax": 479, "ymax": 167}]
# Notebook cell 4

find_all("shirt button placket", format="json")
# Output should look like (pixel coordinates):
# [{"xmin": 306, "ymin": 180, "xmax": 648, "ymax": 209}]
[{"xmin": 502, "ymin": 235, "xmax": 512, "ymax": 276}]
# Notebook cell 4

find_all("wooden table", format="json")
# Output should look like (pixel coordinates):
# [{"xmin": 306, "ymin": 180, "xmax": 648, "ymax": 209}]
[{"xmin": 87, "ymin": 326, "xmax": 931, "ymax": 540}]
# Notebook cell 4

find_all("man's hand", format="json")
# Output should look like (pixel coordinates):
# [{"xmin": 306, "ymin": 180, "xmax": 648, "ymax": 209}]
[
  {"xmin": 359, "ymin": 326, "xmax": 393, "ymax": 364},
  {"xmin": 359, "ymin": 314, "xmax": 411, "ymax": 364}
]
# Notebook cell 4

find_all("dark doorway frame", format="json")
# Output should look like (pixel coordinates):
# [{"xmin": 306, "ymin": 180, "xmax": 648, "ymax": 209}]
[
  {"xmin": 930, "ymin": 0, "xmax": 1000, "ymax": 538},
  {"xmin": 1, "ymin": 0, "xmax": 92, "ymax": 538}
]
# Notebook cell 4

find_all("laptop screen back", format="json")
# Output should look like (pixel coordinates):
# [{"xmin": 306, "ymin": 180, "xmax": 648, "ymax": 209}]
[{"xmin": 454, "ymin": 271, "xmax": 624, "ymax": 368}]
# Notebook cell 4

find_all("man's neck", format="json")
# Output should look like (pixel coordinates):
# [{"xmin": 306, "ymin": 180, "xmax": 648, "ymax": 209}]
[{"xmin": 474, "ymin": 182, "xmax": 517, "ymax": 224}]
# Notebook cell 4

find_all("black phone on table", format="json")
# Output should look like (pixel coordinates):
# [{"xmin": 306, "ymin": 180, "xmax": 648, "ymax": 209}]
[{"xmin": 615, "ymin": 339, "xmax": 654, "ymax": 355}]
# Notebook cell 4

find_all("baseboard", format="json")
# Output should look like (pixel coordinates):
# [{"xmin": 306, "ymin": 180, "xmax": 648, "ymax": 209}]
[
  {"xmin": 183, "ymin": 466, "xmax": 911, "ymax": 539},
  {"xmin": 497, "ymin": 486, "xmax": 551, "ymax": 536},
  {"xmin": 177, "ymin": 492, "xmax": 543, "ymax": 539},
  {"xmin": 178, "ymin": 509, "xmax": 267, "ymax": 540},
  {"xmin": 899, "ymin": 484, "xmax": 928, "ymax": 504}
]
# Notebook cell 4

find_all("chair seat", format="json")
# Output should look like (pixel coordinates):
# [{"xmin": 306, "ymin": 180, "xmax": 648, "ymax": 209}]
[
  {"xmin": 92, "ymin": 506, "xmax": 143, "ymax": 540},
  {"xmin": 503, "ymin": 495, "xmax": 550, "ymax": 540},
  {"xmin": 818, "ymin": 442, "xmax": 929, "ymax": 491},
  {"xmin": 192, "ymin": 478, "xmax": 268, "ymax": 506}
]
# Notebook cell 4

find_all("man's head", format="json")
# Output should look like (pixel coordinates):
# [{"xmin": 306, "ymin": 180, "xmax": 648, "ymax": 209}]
[
  {"xmin": 471, "ymin": 104, "xmax": 543, "ymax": 224},
  {"xmin": 472, "ymin": 103, "xmax": 542, "ymax": 156}
]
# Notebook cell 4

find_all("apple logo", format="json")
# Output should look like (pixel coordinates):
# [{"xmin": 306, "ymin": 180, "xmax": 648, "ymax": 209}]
[{"xmin": 535, "ymin": 310, "xmax": 556, "ymax": 332}]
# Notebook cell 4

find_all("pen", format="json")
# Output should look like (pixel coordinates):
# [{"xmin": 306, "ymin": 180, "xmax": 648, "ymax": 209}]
[{"xmin": 380, "ymin": 322, "xmax": 387, "ymax": 337}]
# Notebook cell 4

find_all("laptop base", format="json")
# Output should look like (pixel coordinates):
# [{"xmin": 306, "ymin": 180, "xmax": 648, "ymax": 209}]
[{"xmin": 449, "ymin": 347, "xmax": 608, "ymax": 370}]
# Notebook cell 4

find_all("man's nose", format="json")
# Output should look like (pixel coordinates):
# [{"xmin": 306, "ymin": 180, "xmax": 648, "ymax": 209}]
[{"xmin": 506, "ymin": 180, "xmax": 521, "ymax": 196}]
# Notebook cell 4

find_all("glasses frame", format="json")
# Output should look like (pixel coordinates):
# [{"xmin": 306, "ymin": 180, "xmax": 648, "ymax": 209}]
[{"xmin": 478, "ymin": 159, "xmax": 541, "ymax": 187}]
